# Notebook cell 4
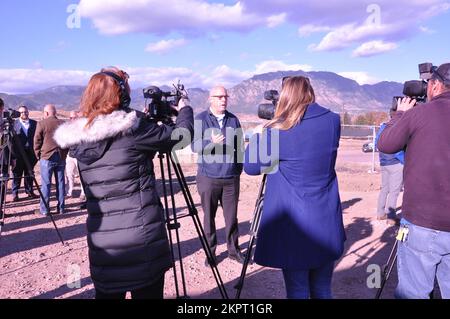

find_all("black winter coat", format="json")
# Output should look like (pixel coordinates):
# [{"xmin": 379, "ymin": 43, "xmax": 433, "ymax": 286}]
[{"xmin": 54, "ymin": 107, "xmax": 194, "ymax": 293}]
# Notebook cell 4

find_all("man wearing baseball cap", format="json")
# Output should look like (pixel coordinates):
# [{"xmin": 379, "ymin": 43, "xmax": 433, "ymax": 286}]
[{"xmin": 378, "ymin": 63, "xmax": 450, "ymax": 299}]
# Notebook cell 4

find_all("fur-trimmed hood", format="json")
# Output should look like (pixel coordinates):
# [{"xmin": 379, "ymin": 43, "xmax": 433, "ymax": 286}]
[{"xmin": 54, "ymin": 110, "xmax": 139, "ymax": 149}]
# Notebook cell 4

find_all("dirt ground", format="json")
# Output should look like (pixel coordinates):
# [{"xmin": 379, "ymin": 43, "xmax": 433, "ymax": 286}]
[{"xmin": 0, "ymin": 139, "xmax": 402, "ymax": 299}]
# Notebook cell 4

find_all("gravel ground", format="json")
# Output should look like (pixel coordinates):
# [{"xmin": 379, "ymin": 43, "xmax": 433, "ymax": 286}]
[{"xmin": 0, "ymin": 140, "xmax": 402, "ymax": 299}]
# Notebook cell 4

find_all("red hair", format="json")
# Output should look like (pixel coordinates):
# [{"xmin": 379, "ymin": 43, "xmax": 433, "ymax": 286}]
[{"xmin": 80, "ymin": 67, "xmax": 130, "ymax": 127}]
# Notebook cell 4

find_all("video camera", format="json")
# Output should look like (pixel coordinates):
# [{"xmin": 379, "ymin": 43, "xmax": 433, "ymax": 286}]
[
  {"xmin": 392, "ymin": 62, "xmax": 437, "ymax": 110},
  {"xmin": 258, "ymin": 90, "xmax": 279, "ymax": 120},
  {"xmin": 143, "ymin": 81, "xmax": 187, "ymax": 121},
  {"xmin": 1, "ymin": 109, "xmax": 21, "ymax": 131},
  {"xmin": 3, "ymin": 109, "xmax": 21, "ymax": 120}
]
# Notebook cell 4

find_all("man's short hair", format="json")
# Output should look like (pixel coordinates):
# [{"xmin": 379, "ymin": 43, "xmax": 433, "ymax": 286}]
[{"xmin": 0, "ymin": 98, "xmax": 4, "ymax": 108}]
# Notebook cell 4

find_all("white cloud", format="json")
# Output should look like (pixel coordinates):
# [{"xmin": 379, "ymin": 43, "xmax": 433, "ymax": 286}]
[
  {"xmin": 298, "ymin": 24, "xmax": 332, "ymax": 37},
  {"xmin": 0, "ymin": 60, "xmax": 314, "ymax": 94},
  {"xmin": 203, "ymin": 65, "xmax": 252, "ymax": 88},
  {"xmin": 419, "ymin": 26, "xmax": 436, "ymax": 34},
  {"xmin": 352, "ymin": 40, "xmax": 398, "ymax": 57},
  {"xmin": 254, "ymin": 60, "xmax": 312, "ymax": 74},
  {"xmin": 309, "ymin": 22, "xmax": 401, "ymax": 52},
  {"xmin": 76, "ymin": 0, "xmax": 449, "ymax": 58},
  {"xmin": 266, "ymin": 13, "xmax": 287, "ymax": 28},
  {"xmin": 78, "ymin": 0, "xmax": 263, "ymax": 35},
  {"xmin": 243, "ymin": 0, "xmax": 450, "ymax": 54},
  {"xmin": 0, "ymin": 69, "xmax": 94, "ymax": 94},
  {"xmin": 145, "ymin": 39, "xmax": 188, "ymax": 54},
  {"xmin": 338, "ymin": 71, "xmax": 380, "ymax": 85}
]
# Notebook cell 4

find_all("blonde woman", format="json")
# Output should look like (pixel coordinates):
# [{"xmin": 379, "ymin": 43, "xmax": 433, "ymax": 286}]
[{"xmin": 244, "ymin": 76, "xmax": 345, "ymax": 299}]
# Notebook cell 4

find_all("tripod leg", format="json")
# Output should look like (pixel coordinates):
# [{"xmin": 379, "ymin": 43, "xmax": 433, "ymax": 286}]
[
  {"xmin": 234, "ymin": 234, "xmax": 256, "ymax": 299},
  {"xmin": 0, "ymin": 180, "xmax": 7, "ymax": 235},
  {"xmin": 234, "ymin": 175, "xmax": 266, "ymax": 299},
  {"xmin": 10, "ymin": 130, "xmax": 65, "ymax": 245},
  {"xmin": 375, "ymin": 237, "xmax": 398, "ymax": 299},
  {"xmin": 169, "ymin": 152, "xmax": 229, "ymax": 299},
  {"xmin": 158, "ymin": 153, "xmax": 183, "ymax": 299},
  {"xmin": 165, "ymin": 154, "xmax": 189, "ymax": 298}
]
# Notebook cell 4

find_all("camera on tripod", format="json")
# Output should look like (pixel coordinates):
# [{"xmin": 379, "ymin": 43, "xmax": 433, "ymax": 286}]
[
  {"xmin": 143, "ymin": 81, "xmax": 187, "ymax": 121},
  {"xmin": 1, "ymin": 109, "xmax": 21, "ymax": 134},
  {"xmin": 257, "ymin": 90, "xmax": 279, "ymax": 120},
  {"xmin": 392, "ymin": 62, "xmax": 437, "ymax": 110},
  {"xmin": 2, "ymin": 109, "xmax": 21, "ymax": 122}
]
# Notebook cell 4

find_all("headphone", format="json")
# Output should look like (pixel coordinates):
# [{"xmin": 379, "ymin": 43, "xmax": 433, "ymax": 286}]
[{"xmin": 99, "ymin": 71, "xmax": 131, "ymax": 109}]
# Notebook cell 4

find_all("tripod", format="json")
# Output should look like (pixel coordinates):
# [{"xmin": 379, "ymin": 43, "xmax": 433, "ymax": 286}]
[
  {"xmin": 234, "ymin": 174, "xmax": 267, "ymax": 299},
  {"xmin": 157, "ymin": 151, "xmax": 228, "ymax": 299},
  {"xmin": 0, "ymin": 117, "xmax": 64, "ymax": 245},
  {"xmin": 375, "ymin": 230, "xmax": 399, "ymax": 299}
]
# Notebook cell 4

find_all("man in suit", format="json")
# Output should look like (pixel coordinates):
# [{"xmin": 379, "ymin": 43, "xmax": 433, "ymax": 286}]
[
  {"xmin": 192, "ymin": 85, "xmax": 245, "ymax": 266},
  {"xmin": 11, "ymin": 105, "xmax": 38, "ymax": 201}
]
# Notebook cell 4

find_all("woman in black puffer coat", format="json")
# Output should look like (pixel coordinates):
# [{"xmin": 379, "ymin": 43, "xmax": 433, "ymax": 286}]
[{"xmin": 54, "ymin": 67, "xmax": 193, "ymax": 299}]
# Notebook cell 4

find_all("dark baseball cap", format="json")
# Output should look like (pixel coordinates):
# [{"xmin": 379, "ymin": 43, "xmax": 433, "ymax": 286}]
[{"xmin": 432, "ymin": 63, "xmax": 450, "ymax": 85}]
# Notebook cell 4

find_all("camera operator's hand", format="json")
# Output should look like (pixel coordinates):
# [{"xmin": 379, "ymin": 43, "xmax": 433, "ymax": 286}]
[
  {"xmin": 173, "ymin": 97, "xmax": 191, "ymax": 112},
  {"xmin": 397, "ymin": 97, "xmax": 416, "ymax": 112},
  {"xmin": 211, "ymin": 132, "xmax": 225, "ymax": 144}
]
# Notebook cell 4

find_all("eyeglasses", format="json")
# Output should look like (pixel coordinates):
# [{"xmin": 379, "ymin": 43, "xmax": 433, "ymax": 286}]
[{"xmin": 211, "ymin": 95, "xmax": 229, "ymax": 99}]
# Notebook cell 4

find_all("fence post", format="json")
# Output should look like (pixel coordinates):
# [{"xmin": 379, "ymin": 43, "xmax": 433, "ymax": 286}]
[{"xmin": 371, "ymin": 126, "xmax": 376, "ymax": 173}]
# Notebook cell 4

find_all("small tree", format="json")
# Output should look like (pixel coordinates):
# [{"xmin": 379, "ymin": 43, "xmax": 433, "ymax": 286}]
[{"xmin": 342, "ymin": 112, "xmax": 352, "ymax": 125}]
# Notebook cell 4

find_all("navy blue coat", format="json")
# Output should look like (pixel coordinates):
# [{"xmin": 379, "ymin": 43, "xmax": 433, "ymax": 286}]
[
  {"xmin": 191, "ymin": 109, "xmax": 243, "ymax": 178},
  {"xmin": 244, "ymin": 103, "xmax": 345, "ymax": 270}
]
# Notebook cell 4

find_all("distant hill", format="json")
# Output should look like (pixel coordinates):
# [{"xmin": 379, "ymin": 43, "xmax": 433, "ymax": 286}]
[{"xmin": 1, "ymin": 70, "xmax": 404, "ymax": 114}]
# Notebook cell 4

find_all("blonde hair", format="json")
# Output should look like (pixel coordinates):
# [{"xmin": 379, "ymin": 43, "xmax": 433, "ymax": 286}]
[{"xmin": 265, "ymin": 76, "xmax": 315, "ymax": 130}]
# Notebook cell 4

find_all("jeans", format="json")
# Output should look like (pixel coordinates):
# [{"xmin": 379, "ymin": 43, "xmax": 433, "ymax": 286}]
[
  {"xmin": 396, "ymin": 219, "xmax": 450, "ymax": 299},
  {"xmin": 39, "ymin": 153, "xmax": 65, "ymax": 214},
  {"xmin": 282, "ymin": 262, "xmax": 334, "ymax": 299}
]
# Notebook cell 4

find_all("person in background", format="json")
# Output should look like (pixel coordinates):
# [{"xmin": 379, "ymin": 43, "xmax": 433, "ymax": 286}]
[
  {"xmin": 374, "ymin": 107, "xmax": 404, "ymax": 224},
  {"xmin": 65, "ymin": 111, "xmax": 85, "ymax": 200},
  {"xmin": 11, "ymin": 105, "xmax": 38, "ymax": 201},
  {"xmin": 34, "ymin": 104, "xmax": 66, "ymax": 215}
]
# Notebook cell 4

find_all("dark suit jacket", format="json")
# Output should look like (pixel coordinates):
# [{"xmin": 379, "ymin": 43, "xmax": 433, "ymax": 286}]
[{"xmin": 12, "ymin": 119, "xmax": 38, "ymax": 164}]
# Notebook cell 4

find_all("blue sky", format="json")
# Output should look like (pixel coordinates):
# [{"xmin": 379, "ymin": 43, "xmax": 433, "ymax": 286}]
[{"xmin": 1, "ymin": 0, "xmax": 449, "ymax": 93}]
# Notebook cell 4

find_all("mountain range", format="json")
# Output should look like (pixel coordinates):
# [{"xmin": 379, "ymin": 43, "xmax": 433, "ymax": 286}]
[{"xmin": 0, "ymin": 70, "xmax": 404, "ymax": 114}]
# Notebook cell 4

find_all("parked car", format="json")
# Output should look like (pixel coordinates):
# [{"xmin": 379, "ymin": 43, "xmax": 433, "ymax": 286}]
[{"xmin": 362, "ymin": 142, "xmax": 378, "ymax": 153}]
